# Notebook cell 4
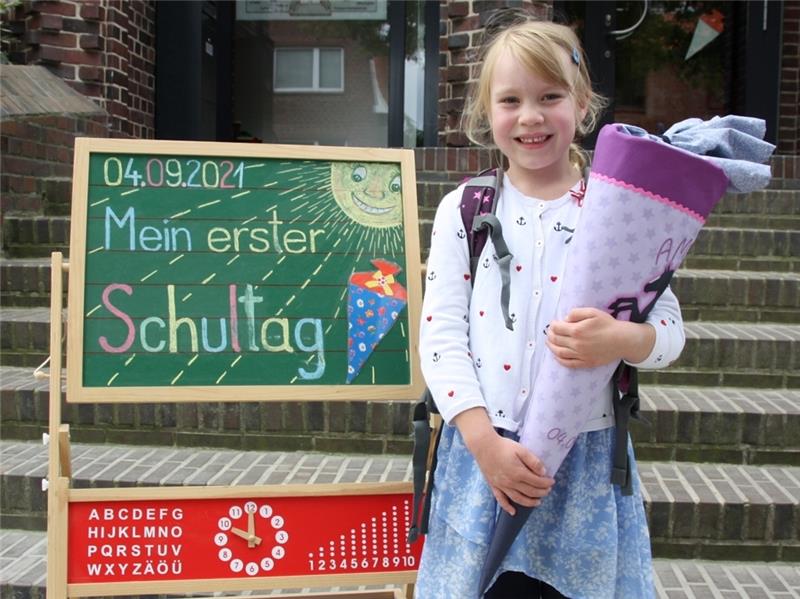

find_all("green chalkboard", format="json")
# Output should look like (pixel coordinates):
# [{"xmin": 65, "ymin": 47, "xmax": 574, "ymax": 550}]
[{"xmin": 66, "ymin": 139, "xmax": 423, "ymax": 403}]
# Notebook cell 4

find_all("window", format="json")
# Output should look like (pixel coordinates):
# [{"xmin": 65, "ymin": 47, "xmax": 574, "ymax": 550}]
[{"xmin": 274, "ymin": 48, "xmax": 344, "ymax": 93}]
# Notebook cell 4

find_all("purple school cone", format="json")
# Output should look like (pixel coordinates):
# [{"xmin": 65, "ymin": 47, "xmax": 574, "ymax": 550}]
[{"xmin": 479, "ymin": 123, "xmax": 737, "ymax": 594}]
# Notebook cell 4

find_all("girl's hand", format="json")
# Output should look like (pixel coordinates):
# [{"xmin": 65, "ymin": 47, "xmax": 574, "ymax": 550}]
[
  {"xmin": 471, "ymin": 431, "xmax": 555, "ymax": 516},
  {"xmin": 454, "ymin": 407, "xmax": 554, "ymax": 515},
  {"xmin": 546, "ymin": 307, "xmax": 655, "ymax": 368}
]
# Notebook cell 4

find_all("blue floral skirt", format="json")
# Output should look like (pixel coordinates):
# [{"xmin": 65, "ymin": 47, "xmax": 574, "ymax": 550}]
[{"xmin": 414, "ymin": 426, "xmax": 654, "ymax": 599}]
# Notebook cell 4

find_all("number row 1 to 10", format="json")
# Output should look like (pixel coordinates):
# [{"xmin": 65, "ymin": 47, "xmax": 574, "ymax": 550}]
[{"xmin": 308, "ymin": 555, "xmax": 416, "ymax": 571}]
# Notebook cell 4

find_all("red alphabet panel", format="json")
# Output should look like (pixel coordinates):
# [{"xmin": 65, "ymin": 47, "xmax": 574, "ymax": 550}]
[{"xmin": 68, "ymin": 492, "xmax": 423, "ymax": 584}]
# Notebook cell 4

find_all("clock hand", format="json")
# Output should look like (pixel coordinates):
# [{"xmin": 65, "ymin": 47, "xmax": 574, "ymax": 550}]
[
  {"xmin": 230, "ymin": 527, "xmax": 250, "ymax": 541},
  {"xmin": 247, "ymin": 510, "xmax": 262, "ymax": 548},
  {"xmin": 230, "ymin": 526, "xmax": 263, "ymax": 547}
]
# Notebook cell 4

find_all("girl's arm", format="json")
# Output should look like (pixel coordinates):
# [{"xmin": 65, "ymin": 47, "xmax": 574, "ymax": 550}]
[
  {"xmin": 421, "ymin": 188, "xmax": 554, "ymax": 513},
  {"xmin": 623, "ymin": 286, "xmax": 685, "ymax": 369},
  {"xmin": 546, "ymin": 286, "xmax": 685, "ymax": 369},
  {"xmin": 419, "ymin": 187, "xmax": 487, "ymax": 422}
]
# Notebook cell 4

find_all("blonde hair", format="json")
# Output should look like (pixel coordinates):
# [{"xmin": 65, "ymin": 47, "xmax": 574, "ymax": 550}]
[{"xmin": 463, "ymin": 19, "xmax": 607, "ymax": 170}]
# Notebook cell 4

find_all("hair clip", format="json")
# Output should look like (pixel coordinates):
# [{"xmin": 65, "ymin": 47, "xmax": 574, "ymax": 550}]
[{"xmin": 572, "ymin": 47, "xmax": 581, "ymax": 66}]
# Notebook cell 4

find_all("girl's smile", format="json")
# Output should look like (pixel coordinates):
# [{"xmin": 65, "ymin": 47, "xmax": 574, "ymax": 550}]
[{"xmin": 516, "ymin": 134, "xmax": 550, "ymax": 146}]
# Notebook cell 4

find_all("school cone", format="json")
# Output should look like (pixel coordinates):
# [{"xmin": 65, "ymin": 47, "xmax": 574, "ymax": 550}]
[
  {"xmin": 478, "ymin": 116, "xmax": 774, "ymax": 594},
  {"xmin": 346, "ymin": 259, "xmax": 408, "ymax": 383},
  {"xmin": 685, "ymin": 9, "xmax": 724, "ymax": 60}
]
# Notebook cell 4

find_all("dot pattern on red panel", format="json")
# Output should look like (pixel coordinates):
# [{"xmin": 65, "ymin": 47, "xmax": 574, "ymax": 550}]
[{"xmin": 314, "ymin": 499, "xmax": 413, "ymax": 561}]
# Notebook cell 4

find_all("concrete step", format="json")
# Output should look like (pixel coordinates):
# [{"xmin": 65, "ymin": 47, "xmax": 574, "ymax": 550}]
[
  {"xmin": 634, "ymin": 387, "xmax": 800, "ymax": 465},
  {"xmin": 642, "ymin": 461, "xmax": 800, "ymax": 561},
  {"xmin": 710, "ymin": 189, "xmax": 800, "ymax": 217},
  {"xmin": 1, "ymin": 526, "xmax": 796, "ymax": 599},
  {"xmin": 0, "ymin": 307, "xmax": 57, "ymax": 367},
  {"xmin": 640, "ymin": 321, "xmax": 800, "ymax": 389},
  {"xmin": 0, "ymin": 257, "xmax": 62, "ymax": 308},
  {"xmin": 706, "ymin": 213, "xmax": 800, "ymax": 230},
  {"xmin": 673, "ymin": 269, "xmax": 799, "ymax": 323},
  {"xmin": 1, "ymin": 440, "xmax": 798, "ymax": 559},
  {"xmin": 1, "ymin": 215, "xmax": 70, "ymax": 258},
  {"xmin": 2, "ymin": 363, "xmax": 799, "ymax": 459},
  {"xmin": 0, "ymin": 366, "xmax": 416, "ymax": 455},
  {"xmin": 683, "ymin": 254, "xmax": 797, "ymax": 273},
  {"xmin": 691, "ymin": 227, "xmax": 798, "ymax": 260}
]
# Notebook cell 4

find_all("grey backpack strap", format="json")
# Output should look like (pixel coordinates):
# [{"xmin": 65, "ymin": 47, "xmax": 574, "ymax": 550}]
[
  {"xmin": 472, "ymin": 213, "xmax": 514, "ymax": 331},
  {"xmin": 407, "ymin": 390, "xmax": 433, "ymax": 543},
  {"xmin": 611, "ymin": 363, "xmax": 641, "ymax": 496}
]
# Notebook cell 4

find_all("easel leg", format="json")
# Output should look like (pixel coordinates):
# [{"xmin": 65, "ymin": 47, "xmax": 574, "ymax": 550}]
[{"xmin": 46, "ymin": 252, "xmax": 68, "ymax": 599}]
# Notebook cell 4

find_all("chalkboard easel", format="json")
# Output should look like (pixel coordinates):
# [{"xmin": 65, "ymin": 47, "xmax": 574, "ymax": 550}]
[{"xmin": 46, "ymin": 139, "xmax": 427, "ymax": 598}]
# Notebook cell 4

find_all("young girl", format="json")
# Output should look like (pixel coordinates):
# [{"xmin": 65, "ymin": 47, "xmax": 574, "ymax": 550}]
[{"xmin": 416, "ymin": 17, "xmax": 685, "ymax": 599}]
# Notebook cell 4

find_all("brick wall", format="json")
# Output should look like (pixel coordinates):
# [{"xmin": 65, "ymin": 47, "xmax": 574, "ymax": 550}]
[
  {"xmin": 438, "ymin": 1, "xmax": 553, "ymax": 147},
  {"xmin": 778, "ymin": 1, "xmax": 800, "ymax": 155},
  {"xmin": 2, "ymin": 0, "xmax": 156, "ymax": 139}
]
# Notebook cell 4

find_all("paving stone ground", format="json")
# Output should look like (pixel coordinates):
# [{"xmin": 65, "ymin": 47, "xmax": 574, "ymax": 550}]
[{"xmin": 1, "ymin": 529, "xmax": 799, "ymax": 598}]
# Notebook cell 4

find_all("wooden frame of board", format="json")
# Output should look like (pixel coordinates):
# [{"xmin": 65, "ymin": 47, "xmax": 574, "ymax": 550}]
[
  {"xmin": 47, "ymin": 139, "xmax": 429, "ymax": 598},
  {"xmin": 67, "ymin": 138, "xmax": 425, "ymax": 404}
]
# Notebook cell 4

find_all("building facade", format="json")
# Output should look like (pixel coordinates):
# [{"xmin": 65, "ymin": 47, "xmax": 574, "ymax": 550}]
[{"xmin": 2, "ymin": 0, "xmax": 797, "ymax": 154}]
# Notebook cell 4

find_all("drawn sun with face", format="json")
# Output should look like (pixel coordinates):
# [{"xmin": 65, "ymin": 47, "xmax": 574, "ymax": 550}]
[
  {"xmin": 329, "ymin": 162, "xmax": 403, "ymax": 229},
  {"xmin": 280, "ymin": 160, "xmax": 405, "ymax": 257}
]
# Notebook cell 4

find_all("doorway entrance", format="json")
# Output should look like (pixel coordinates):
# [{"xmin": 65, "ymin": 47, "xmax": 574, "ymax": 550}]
[{"xmin": 555, "ymin": 1, "xmax": 781, "ymax": 146}]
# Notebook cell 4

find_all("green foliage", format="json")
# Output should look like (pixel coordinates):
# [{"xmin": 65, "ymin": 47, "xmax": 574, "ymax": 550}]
[{"xmin": 0, "ymin": 0, "xmax": 21, "ymax": 12}]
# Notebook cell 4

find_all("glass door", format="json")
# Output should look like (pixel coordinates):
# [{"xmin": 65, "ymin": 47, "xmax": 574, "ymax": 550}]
[
  {"xmin": 556, "ymin": 1, "xmax": 768, "ymax": 142},
  {"xmin": 610, "ymin": 1, "xmax": 734, "ymax": 134}
]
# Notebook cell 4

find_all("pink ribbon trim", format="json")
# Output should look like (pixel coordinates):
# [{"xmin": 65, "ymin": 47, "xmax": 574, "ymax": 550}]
[{"xmin": 590, "ymin": 172, "xmax": 706, "ymax": 224}]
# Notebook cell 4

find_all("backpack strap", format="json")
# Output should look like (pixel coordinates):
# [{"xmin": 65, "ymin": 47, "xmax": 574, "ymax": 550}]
[
  {"xmin": 461, "ymin": 167, "xmax": 515, "ymax": 331},
  {"xmin": 407, "ymin": 388, "xmax": 443, "ymax": 544},
  {"xmin": 611, "ymin": 362, "xmax": 642, "ymax": 496},
  {"xmin": 419, "ymin": 407, "xmax": 443, "ymax": 536},
  {"xmin": 472, "ymin": 213, "xmax": 514, "ymax": 331},
  {"xmin": 461, "ymin": 168, "xmax": 501, "ymax": 277},
  {"xmin": 407, "ymin": 388, "xmax": 434, "ymax": 543}
]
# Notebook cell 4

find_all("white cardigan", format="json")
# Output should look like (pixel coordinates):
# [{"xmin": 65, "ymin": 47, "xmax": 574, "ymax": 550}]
[{"xmin": 420, "ymin": 177, "xmax": 685, "ymax": 433}]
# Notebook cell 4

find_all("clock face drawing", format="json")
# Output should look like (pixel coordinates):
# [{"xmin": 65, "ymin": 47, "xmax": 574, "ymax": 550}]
[{"xmin": 213, "ymin": 501, "xmax": 289, "ymax": 576}]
